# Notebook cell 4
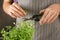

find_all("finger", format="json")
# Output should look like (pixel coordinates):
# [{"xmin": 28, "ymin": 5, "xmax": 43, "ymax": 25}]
[
  {"xmin": 50, "ymin": 15, "xmax": 58, "ymax": 24},
  {"xmin": 7, "ymin": 8, "xmax": 17, "ymax": 18},
  {"xmin": 47, "ymin": 12, "xmax": 58, "ymax": 24},
  {"xmin": 43, "ymin": 10, "xmax": 54, "ymax": 24},
  {"xmin": 9, "ymin": 8, "xmax": 21, "ymax": 18},
  {"xmin": 10, "ymin": 5, "xmax": 24, "ymax": 16},
  {"xmin": 39, "ymin": 9, "xmax": 50, "ymax": 25},
  {"xmin": 12, "ymin": 3, "xmax": 26, "ymax": 15},
  {"xmin": 11, "ymin": 9, "xmax": 21, "ymax": 18},
  {"xmin": 8, "ymin": 11, "xmax": 17, "ymax": 18},
  {"xmin": 39, "ymin": 9, "xmax": 45, "ymax": 14}
]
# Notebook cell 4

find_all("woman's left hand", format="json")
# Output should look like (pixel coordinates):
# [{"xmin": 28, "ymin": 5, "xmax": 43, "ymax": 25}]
[{"xmin": 39, "ymin": 4, "xmax": 60, "ymax": 25}]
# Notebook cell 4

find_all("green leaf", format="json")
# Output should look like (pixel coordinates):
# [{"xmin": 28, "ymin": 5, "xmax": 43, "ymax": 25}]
[{"xmin": 1, "ymin": 21, "xmax": 35, "ymax": 40}]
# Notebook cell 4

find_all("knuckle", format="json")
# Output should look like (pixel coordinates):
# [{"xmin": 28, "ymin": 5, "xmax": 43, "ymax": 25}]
[
  {"xmin": 12, "ymin": 10, "xmax": 15, "ymax": 13},
  {"xmin": 47, "ymin": 21, "xmax": 50, "ymax": 24},
  {"xmin": 12, "ymin": 17, "xmax": 16, "ymax": 18},
  {"xmin": 46, "ymin": 8, "xmax": 50, "ymax": 11},
  {"xmin": 12, "ymin": 3, "xmax": 17, "ymax": 6},
  {"xmin": 12, "ymin": 3, "xmax": 15, "ymax": 5},
  {"xmin": 11, "ymin": 15, "xmax": 16, "ymax": 18},
  {"xmin": 10, "ymin": 5, "xmax": 13, "ymax": 8}
]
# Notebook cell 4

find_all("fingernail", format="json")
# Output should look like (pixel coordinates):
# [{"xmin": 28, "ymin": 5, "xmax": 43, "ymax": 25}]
[{"xmin": 40, "ymin": 21, "xmax": 43, "ymax": 25}]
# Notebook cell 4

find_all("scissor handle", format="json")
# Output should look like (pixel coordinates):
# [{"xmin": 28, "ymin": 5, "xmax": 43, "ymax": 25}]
[{"xmin": 31, "ymin": 13, "xmax": 43, "ymax": 22}]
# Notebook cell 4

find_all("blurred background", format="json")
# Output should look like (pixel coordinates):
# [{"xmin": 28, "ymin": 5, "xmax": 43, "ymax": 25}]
[{"xmin": 0, "ymin": 0, "xmax": 16, "ymax": 30}]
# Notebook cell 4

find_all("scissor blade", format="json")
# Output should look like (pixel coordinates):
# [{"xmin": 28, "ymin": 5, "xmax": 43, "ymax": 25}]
[
  {"xmin": 23, "ymin": 18, "xmax": 31, "ymax": 21},
  {"xmin": 23, "ymin": 13, "xmax": 43, "ymax": 21}
]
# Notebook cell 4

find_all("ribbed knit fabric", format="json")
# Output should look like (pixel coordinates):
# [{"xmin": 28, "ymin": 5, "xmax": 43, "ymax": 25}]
[{"xmin": 16, "ymin": 0, "xmax": 60, "ymax": 40}]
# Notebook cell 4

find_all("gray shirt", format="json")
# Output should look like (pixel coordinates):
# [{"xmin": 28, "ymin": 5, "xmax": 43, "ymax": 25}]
[{"xmin": 17, "ymin": 0, "xmax": 60, "ymax": 40}]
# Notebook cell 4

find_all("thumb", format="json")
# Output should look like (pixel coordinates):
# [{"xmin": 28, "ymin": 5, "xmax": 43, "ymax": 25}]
[{"xmin": 39, "ymin": 9, "xmax": 45, "ymax": 14}]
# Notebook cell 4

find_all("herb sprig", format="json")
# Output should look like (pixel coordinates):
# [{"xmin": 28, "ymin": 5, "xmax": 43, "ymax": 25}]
[{"xmin": 1, "ymin": 21, "xmax": 34, "ymax": 40}]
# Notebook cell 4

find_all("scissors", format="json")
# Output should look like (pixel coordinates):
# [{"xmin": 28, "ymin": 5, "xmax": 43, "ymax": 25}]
[{"xmin": 23, "ymin": 13, "xmax": 43, "ymax": 22}]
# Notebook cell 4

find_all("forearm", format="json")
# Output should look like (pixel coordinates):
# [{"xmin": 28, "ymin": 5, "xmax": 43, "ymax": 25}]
[{"xmin": 3, "ymin": 0, "xmax": 13, "ymax": 13}]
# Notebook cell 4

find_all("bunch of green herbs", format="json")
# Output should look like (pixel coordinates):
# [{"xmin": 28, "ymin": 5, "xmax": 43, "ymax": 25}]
[{"xmin": 1, "ymin": 21, "xmax": 34, "ymax": 40}]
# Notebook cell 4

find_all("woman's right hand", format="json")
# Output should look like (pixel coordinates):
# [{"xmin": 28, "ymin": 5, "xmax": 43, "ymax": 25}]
[{"xmin": 5, "ymin": 3, "xmax": 26, "ymax": 18}]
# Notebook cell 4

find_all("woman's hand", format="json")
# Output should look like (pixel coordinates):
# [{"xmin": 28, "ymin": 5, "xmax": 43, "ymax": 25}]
[
  {"xmin": 39, "ymin": 4, "xmax": 60, "ymax": 25},
  {"xmin": 4, "ymin": 3, "xmax": 26, "ymax": 18}
]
